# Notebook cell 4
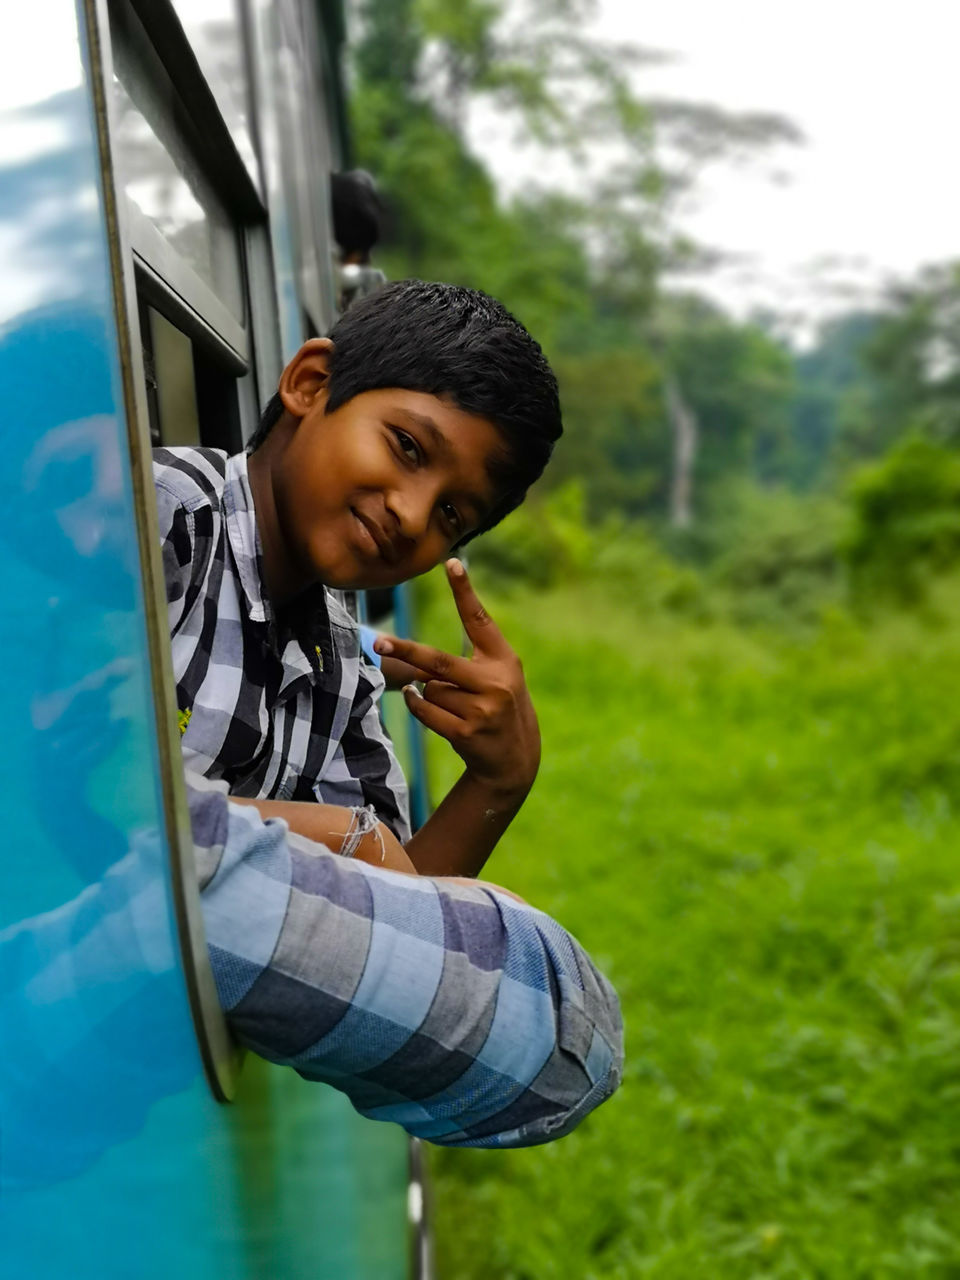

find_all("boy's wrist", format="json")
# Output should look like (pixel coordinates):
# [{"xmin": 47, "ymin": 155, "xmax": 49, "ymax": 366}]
[{"xmin": 462, "ymin": 767, "xmax": 535, "ymax": 809}]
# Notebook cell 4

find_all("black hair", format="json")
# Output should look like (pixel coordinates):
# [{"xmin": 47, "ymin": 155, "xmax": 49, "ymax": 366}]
[
  {"xmin": 247, "ymin": 279, "xmax": 562, "ymax": 541},
  {"xmin": 330, "ymin": 170, "xmax": 383, "ymax": 259}
]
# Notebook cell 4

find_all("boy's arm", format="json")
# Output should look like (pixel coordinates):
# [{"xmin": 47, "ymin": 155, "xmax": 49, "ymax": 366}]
[
  {"xmin": 229, "ymin": 796, "xmax": 416, "ymax": 874},
  {"xmin": 375, "ymin": 560, "xmax": 540, "ymax": 878},
  {"xmin": 190, "ymin": 782, "xmax": 624, "ymax": 1148}
]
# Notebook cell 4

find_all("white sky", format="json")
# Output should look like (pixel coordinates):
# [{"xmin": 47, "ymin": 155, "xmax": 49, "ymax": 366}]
[{"xmin": 468, "ymin": 0, "xmax": 960, "ymax": 337}]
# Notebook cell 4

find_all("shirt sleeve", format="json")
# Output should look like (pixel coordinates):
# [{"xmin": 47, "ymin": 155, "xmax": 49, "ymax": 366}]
[
  {"xmin": 323, "ymin": 657, "xmax": 412, "ymax": 841},
  {"xmin": 188, "ymin": 779, "xmax": 623, "ymax": 1149},
  {"xmin": 358, "ymin": 625, "xmax": 382, "ymax": 668},
  {"xmin": 152, "ymin": 471, "xmax": 199, "ymax": 638},
  {"xmin": 311, "ymin": 605, "xmax": 411, "ymax": 840}
]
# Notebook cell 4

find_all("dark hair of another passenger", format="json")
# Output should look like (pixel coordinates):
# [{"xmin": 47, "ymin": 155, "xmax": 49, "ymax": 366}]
[
  {"xmin": 330, "ymin": 170, "xmax": 383, "ymax": 260},
  {"xmin": 247, "ymin": 280, "xmax": 563, "ymax": 543}
]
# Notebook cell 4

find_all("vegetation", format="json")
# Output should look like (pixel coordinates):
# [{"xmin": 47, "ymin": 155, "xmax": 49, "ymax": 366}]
[
  {"xmin": 346, "ymin": 1, "xmax": 960, "ymax": 1273},
  {"xmin": 419, "ymin": 572, "xmax": 960, "ymax": 1278},
  {"xmin": 350, "ymin": 0, "xmax": 801, "ymax": 529}
]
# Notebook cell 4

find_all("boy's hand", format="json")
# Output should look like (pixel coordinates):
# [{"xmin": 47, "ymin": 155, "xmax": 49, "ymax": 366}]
[{"xmin": 374, "ymin": 560, "xmax": 540, "ymax": 800}]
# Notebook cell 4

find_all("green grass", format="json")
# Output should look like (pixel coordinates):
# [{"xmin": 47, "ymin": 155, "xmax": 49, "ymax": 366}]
[{"xmin": 418, "ymin": 575, "xmax": 960, "ymax": 1279}]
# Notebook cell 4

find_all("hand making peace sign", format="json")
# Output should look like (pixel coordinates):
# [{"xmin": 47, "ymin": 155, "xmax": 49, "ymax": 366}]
[{"xmin": 374, "ymin": 559, "xmax": 540, "ymax": 800}]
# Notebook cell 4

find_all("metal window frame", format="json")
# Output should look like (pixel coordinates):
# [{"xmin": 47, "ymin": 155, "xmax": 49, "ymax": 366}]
[
  {"xmin": 107, "ymin": 0, "xmax": 258, "ymax": 354},
  {"xmin": 131, "ymin": 210, "xmax": 249, "ymax": 373}
]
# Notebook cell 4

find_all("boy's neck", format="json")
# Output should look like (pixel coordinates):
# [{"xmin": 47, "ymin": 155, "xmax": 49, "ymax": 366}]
[{"xmin": 246, "ymin": 426, "xmax": 309, "ymax": 607}]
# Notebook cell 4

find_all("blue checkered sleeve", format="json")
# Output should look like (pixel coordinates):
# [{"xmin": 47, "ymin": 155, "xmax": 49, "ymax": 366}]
[{"xmin": 189, "ymin": 780, "xmax": 623, "ymax": 1148}]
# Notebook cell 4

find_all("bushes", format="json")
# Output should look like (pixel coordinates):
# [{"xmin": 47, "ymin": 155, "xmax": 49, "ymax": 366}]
[
  {"xmin": 455, "ymin": 438, "xmax": 960, "ymax": 625},
  {"xmin": 466, "ymin": 480, "xmax": 704, "ymax": 614},
  {"xmin": 845, "ymin": 435, "xmax": 960, "ymax": 603},
  {"xmin": 465, "ymin": 481, "xmax": 595, "ymax": 590},
  {"xmin": 703, "ymin": 483, "xmax": 847, "ymax": 625},
  {"xmin": 429, "ymin": 576, "xmax": 960, "ymax": 1280}
]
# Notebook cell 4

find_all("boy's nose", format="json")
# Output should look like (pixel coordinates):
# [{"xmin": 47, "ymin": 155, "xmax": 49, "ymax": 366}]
[{"xmin": 386, "ymin": 485, "xmax": 433, "ymax": 542}]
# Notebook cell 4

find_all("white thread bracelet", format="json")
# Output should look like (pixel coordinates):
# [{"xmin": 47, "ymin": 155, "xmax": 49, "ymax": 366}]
[{"xmin": 337, "ymin": 804, "xmax": 386, "ymax": 862}]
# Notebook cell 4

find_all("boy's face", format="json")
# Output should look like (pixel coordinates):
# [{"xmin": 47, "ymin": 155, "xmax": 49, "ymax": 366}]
[{"xmin": 270, "ymin": 382, "xmax": 505, "ymax": 592}]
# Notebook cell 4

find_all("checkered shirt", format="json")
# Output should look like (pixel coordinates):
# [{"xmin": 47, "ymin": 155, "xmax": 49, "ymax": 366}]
[
  {"xmin": 191, "ymin": 776, "xmax": 623, "ymax": 1147},
  {"xmin": 153, "ymin": 447, "xmax": 410, "ymax": 839}
]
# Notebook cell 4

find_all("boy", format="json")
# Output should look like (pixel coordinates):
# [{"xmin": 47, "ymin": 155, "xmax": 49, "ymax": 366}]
[{"xmin": 154, "ymin": 280, "xmax": 561, "ymax": 876}]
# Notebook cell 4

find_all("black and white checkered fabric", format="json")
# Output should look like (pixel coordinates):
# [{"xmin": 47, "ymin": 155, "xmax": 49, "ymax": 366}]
[{"xmin": 153, "ymin": 447, "xmax": 410, "ymax": 839}]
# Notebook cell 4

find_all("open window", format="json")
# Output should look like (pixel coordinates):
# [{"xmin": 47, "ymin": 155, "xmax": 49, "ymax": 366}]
[{"xmin": 107, "ymin": 0, "xmax": 263, "ymax": 453}]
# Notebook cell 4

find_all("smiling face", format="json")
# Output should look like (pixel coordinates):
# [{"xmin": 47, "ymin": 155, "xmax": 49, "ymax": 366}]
[{"xmin": 265, "ymin": 379, "xmax": 507, "ymax": 594}]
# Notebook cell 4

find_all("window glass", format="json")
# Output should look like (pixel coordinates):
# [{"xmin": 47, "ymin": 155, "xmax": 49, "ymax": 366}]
[
  {"xmin": 273, "ymin": 0, "xmax": 339, "ymax": 334},
  {"xmin": 167, "ymin": 0, "xmax": 259, "ymax": 187},
  {"xmin": 110, "ymin": 25, "xmax": 245, "ymax": 322}
]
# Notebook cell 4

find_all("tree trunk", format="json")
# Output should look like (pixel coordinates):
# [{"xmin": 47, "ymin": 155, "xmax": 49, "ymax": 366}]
[{"xmin": 665, "ymin": 375, "xmax": 698, "ymax": 528}]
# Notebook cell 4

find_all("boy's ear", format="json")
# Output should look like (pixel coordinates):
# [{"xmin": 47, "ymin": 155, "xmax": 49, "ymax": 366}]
[{"xmin": 277, "ymin": 337, "xmax": 334, "ymax": 419}]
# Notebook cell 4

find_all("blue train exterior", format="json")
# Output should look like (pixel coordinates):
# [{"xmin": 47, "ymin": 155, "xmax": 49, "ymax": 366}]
[{"xmin": 0, "ymin": 2, "xmax": 416, "ymax": 1275}]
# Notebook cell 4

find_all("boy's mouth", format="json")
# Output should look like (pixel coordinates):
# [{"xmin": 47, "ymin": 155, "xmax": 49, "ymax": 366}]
[{"xmin": 351, "ymin": 507, "xmax": 401, "ymax": 565}]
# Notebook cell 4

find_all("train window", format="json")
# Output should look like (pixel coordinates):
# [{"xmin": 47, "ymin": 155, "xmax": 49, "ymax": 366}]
[
  {"xmin": 268, "ymin": 0, "xmax": 341, "ymax": 336},
  {"xmin": 109, "ymin": 2, "xmax": 246, "ymax": 338},
  {"xmin": 139, "ymin": 304, "xmax": 201, "ymax": 447},
  {"xmin": 165, "ymin": 0, "xmax": 259, "ymax": 189},
  {"xmin": 106, "ymin": 0, "xmax": 271, "ymax": 456},
  {"xmin": 138, "ymin": 296, "xmax": 245, "ymax": 453}
]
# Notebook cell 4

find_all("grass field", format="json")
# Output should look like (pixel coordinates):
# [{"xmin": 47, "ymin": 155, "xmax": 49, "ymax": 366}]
[{"xmin": 419, "ymin": 576, "xmax": 960, "ymax": 1279}]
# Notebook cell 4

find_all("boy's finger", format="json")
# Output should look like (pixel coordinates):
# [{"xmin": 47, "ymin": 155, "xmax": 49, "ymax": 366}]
[
  {"xmin": 375, "ymin": 635, "xmax": 484, "ymax": 692},
  {"xmin": 402, "ymin": 684, "xmax": 463, "ymax": 740},
  {"xmin": 445, "ymin": 559, "xmax": 511, "ymax": 656},
  {"xmin": 422, "ymin": 680, "xmax": 472, "ymax": 718}
]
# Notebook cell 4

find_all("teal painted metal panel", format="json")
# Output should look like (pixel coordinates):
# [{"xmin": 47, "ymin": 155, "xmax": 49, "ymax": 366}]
[{"xmin": 0, "ymin": 6, "xmax": 409, "ymax": 1276}]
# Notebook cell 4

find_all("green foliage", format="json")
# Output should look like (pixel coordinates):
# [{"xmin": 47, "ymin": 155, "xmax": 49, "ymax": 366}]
[
  {"xmin": 465, "ymin": 474, "xmax": 851, "ymax": 630},
  {"xmin": 465, "ymin": 481, "xmax": 595, "ymax": 589},
  {"xmin": 350, "ymin": 0, "xmax": 803, "ymax": 525},
  {"xmin": 548, "ymin": 346, "xmax": 665, "ymax": 517},
  {"xmin": 845, "ymin": 436, "xmax": 960, "ymax": 604},
  {"xmin": 659, "ymin": 294, "xmax": 797, "ymax": 489},
  {"xmin": 792, "ymin": 264, "xmax": 960, "ymax": 488},
  {"xmin": 589, "ymin": 528, "xmax": 705, "ymax": 617},
  {"xmin": 788, "ymin": 312, "xmax": 883, "ymax": 488},
  {"xmin": 699, "ymin": 482, "xmax": 847, "ymax": 624},
  {"xmin": 464, "ymin": 481, "xmax": 704, "ymax": 614},
  {"xmin": 862, "ymin": 263, "xmax": 960, "ymax": 451},
  {"xmin": 418, "ymin": 578, "xmax": 960, "ymax": 1279}
]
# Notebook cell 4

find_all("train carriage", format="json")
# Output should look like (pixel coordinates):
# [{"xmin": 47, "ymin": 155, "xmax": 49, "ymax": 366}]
[{"xmin": 0, "ymin": 2, "xmax": 425, "ymax": 1275}]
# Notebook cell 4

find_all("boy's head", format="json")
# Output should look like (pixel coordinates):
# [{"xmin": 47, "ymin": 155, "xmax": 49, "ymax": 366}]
[{"xmin": 248, "ymin": 280, "xmax": 562, "ymax": 593}]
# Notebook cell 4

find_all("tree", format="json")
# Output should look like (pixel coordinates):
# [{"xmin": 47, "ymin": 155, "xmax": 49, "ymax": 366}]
[
  {"xmin": 653, "ymin": 294, "xmax": 795, "ymax": 526},
  {"xmin": 861, "ymin": 262, "xmax": 960, "ymax": 449},
  {"xmin": 788, "ymin": 311, "xmax": 883, "ymax": 488},
  {"xmin": 846, "ymin": 435, "xmax": 960, "ymax": 602},
  {"xmin": 351, "ymin": 0, "xmax": 799, "ymax": 304},
  {"xmin": 348, "ymin": 0, "xmax": 801, "ymax": 527}
]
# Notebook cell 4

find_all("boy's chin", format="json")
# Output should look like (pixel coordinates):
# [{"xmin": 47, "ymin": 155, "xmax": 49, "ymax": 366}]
[{"xmin": 320, "ymin": 566, "xmax": 405, "ymax": 592}]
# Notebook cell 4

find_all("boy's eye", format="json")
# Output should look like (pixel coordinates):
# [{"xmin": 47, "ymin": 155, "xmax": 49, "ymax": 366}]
[
  {"xmin": 439, "ymin": 501, "xmax": 463, "ymax": 535},
  {"xmin": 392, "ymin": 428, "xmax": 421, "ymax": 464}
]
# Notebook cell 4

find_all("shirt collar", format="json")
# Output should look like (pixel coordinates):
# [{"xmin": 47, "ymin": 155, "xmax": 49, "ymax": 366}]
[
  {"xmin": 222, "ymin": 451, "xmax": 269, "ymax": 624},
  {"xmin": 222, "ymin": 453, "xmax": 330, "ymax": 677}
]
